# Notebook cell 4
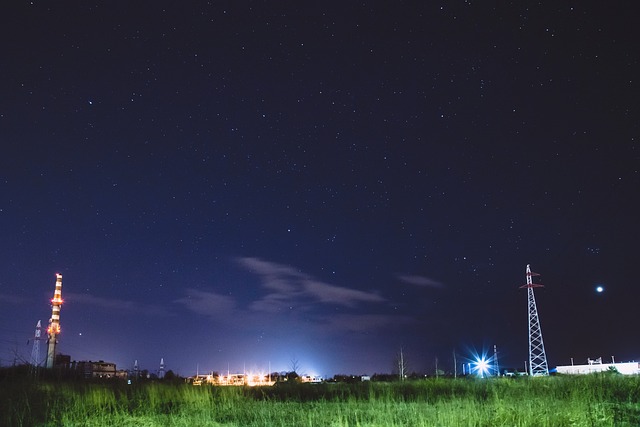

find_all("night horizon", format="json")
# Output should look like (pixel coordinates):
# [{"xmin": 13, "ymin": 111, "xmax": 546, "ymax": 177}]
[{"xmin": 1, "ymin": 1, "xmax": 638, "ymax": 379}]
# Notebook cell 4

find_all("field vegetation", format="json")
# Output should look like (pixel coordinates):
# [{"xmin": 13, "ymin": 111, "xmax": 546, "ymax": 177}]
[{"xmin": 2, "ymin": 368, "xmax": 640, "ymax": 426}]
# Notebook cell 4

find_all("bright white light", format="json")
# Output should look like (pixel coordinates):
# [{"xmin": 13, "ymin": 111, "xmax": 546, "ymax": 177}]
[
  {"xmin": 474, "ymin": 357, "xmax": 490, "ymax": 378},
  {"xmin": 467, "ymin": 348, "xmax": 496, "ymax": 378},
  {"xmin": 596, "ymin": 286, "xmax": 604, "ymax": 293}
]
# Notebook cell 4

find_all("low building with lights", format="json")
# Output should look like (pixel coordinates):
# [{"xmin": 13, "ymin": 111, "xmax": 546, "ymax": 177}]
[
  {"xmin": 75, "ymin": 360, "xmax": 118, "ymax": 378},
  {"xmin": 300, "ymin": 374, "xmax": 323, "ymax": 383},
  {"xmin": 189, "ymin": 374, "xmax": 211, "ymax": 386},
  {"xmin": 218, "ymin": 373, "xmax": 276, "ymax": 386},
  {"xmin": 188, "ymin": 372, "xmax": 276, "ymax": 386},
  {"xmin": 555, "ymin": 360, "xmax": 639, "ymax": 376}
]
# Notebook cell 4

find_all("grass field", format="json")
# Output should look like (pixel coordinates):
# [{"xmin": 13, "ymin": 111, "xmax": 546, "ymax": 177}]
[{"xmin": 2, "ymin": 373, "xmax": 640, "ymax": 426}]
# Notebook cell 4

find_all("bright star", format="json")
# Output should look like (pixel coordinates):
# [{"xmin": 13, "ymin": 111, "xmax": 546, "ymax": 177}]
[{"xmin": 596, "ymin": 286, "xmax": 604, "ymax": 293}]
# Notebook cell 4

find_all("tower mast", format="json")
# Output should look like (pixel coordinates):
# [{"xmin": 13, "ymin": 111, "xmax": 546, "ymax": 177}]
[
  {"xmin": 519, "ymin": 264, "xmax": 548, "ymax": 376},
  {"xmin": 30, "ymin": 320, "xmax": 42, "ymax": 366},
  {"xmin": 46, "ymin": 273, "xmax": 63, "ymax": 369}
]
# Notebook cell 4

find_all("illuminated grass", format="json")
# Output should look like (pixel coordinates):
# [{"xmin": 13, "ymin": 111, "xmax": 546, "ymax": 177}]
[{"xmin": 2, "ymin": 374, "xmax": 640, "ymax": 426}]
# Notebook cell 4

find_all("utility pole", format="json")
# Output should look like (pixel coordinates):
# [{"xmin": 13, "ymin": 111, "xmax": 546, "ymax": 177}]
[{"xmin": 453, "ymin": 350, "xmax": 457, "ymax": 379}]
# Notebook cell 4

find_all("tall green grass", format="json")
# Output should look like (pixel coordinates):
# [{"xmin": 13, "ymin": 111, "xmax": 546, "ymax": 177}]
[{"xmin": 2, "ymin": 375, "xmax": 640, "ymax": 426}]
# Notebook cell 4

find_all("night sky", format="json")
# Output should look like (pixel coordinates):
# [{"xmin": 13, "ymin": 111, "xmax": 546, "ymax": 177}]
[{"xmin": 1, "ymin": 1, "xmax": 638, "ymax": 378}]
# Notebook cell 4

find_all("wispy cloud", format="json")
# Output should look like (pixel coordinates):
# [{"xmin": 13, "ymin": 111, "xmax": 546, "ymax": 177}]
[
  {"xmin": 174, "ymin": 289, "xmax": 236, "ymax": 318},
  {"xmin": 397, "ymin": 274, "xmax": 444, "ymax": 289},
  {"xmin": 304, "ymin": 280, "xmax": 384, "ymax": 305},
  {"xmin": 66, "ymin": 293, "xmax": 167, "ymax": 316},
  {"xmin": 174, "ymin": 258, "xmax": 400, "ymax": 338},
  {"xmin": 238, "ymin": 257, "xmax": 385, "ymax": 311}
]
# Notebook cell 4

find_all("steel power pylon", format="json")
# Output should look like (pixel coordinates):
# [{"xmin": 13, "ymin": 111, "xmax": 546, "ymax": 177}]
[
  {"xmin": 520, "ymin": 264, "xmax": 549, "ymax": 376},
  {"xmin": 30, "ymin": 320, "xmax": 43, "ymax": 366}
]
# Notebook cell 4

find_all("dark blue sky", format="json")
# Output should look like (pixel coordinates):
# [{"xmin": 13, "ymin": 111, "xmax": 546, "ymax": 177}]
[{"xmin": 1, "ymin": 1, "xmax": 638, "ymax": 377}]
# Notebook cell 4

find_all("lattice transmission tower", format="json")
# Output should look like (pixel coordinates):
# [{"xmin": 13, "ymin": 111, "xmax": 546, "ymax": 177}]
[
  {"xmin": 30, "ymin": 320, "xmax": 43, "ymax": 366},
  {"xmin": 159, "ymin": 358, "xmax": 165, "ymax": 379},
  {"xmin": 519, "ymin": 264, "xmax": 549, "ymax": 376}
]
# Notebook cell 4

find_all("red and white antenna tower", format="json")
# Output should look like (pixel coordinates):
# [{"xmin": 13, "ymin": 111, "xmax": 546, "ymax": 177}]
[
  {"xmin": 46, "ymin": 273, "xmax": 63, "ymax": 369},
  {"xmin": 519, "ymin": 264, "xmax": 548, "ymax": 376}
]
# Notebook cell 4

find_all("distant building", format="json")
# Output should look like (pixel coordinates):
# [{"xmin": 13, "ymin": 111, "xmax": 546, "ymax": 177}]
[
  {"xmin": 75, "ymin": 360, "xmax": 118, "ymax": 378},
  {"xmin": 187, "ymin": 372, "xmax": 277, "ymax": 386},
  {"xmin": 218, "ymin": 373, "xmax": 247, "ymax": 385},
  {"xmin": 300, "ymin": 374, "xmax": 323, "ymax": 383},
  {"xmin": 189, "ymin": 374, "xmax": 209, "ymax": 386},
  {"xmin": 556, "ymin": 360, "xmax": 639, "ymax": 376},
  {"xmin": 54, "ymin": 354, "xmax": 72, "ymax": 369}
]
